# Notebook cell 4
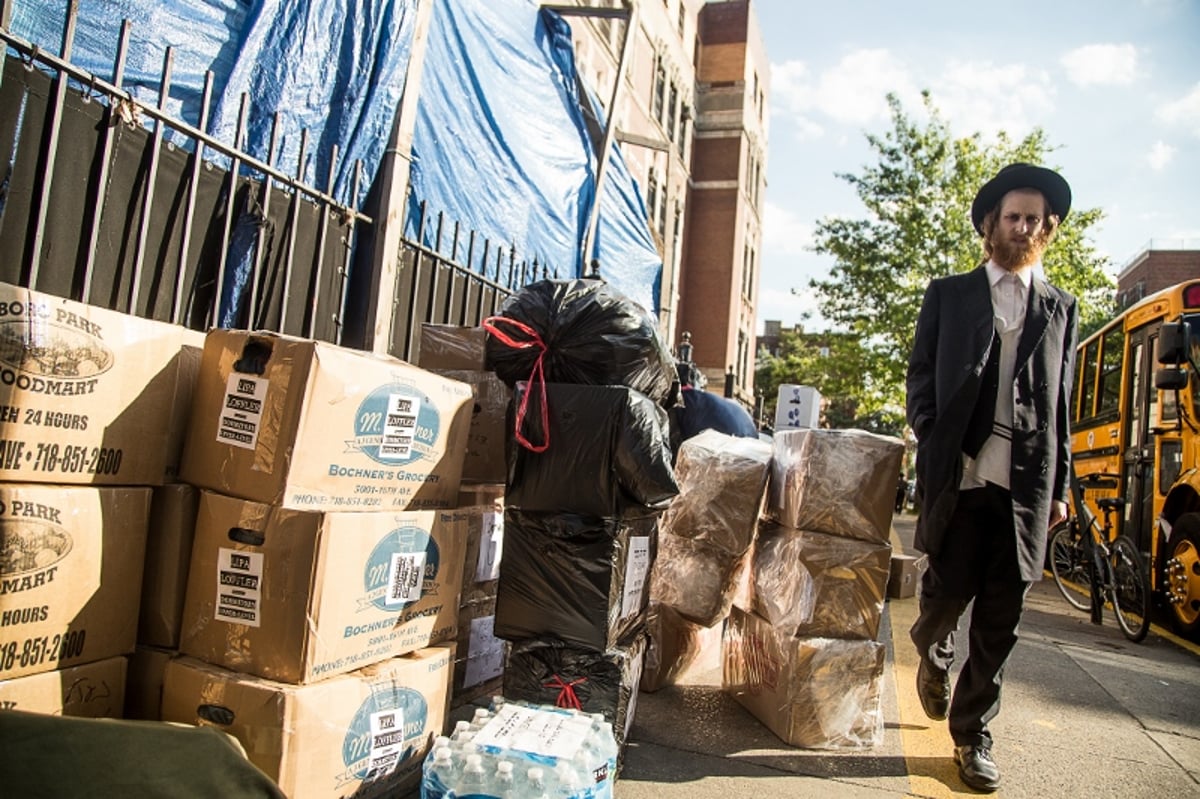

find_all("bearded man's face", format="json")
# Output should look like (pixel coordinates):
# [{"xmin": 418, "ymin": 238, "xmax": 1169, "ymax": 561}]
[{"xmin": 989, "ymin": 188, "xmax": 1052, "ymax": 270}]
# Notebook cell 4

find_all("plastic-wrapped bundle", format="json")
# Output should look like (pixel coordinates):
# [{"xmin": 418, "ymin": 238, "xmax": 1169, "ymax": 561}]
[
  {"xmin": 640, "ymin": 601, "xmax": 723, "ymax": 693},
  {"xmin": 723, "ymin": 607, "xmax": 884, "ymax": 750},
  {"xmin": 494, "ymin": 509, "xmax": 658, "ymax": 651},
  {"xmin": 502, "ymin": 634, "xmax": 647, "ymax": 752},
  {"xmin": 649, "ymin": 532, "xmax": 748, "ymax": 627},
  {"xmin": 505, "ymin": 383, "xmax": 678, "ymax": 516},
  {"xmin": 768, "ymin": 429, "xmax": 904, "ymax": 544},
  {"xmin": 660, "ymin": 430, "xmax": 772, "ymax": 556},
  {"xmin": 752, "ymin": 522, "xmax": 892, "ymax": 640},
  {"xmin": 485, "ymin": 279, "xmax": 678, "ymax": 407}
]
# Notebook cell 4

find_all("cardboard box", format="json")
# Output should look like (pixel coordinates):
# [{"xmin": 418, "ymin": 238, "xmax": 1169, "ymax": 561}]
[
  {"xmin": 457, "ymin": 483, "xmax": 504, "ymax": 607},
  {"xmin": 163, "ymin": 332, "xmax": 206, "ymax": 481},
  {"xmin": 125, "ymin": 645, "xmax": 174, "ymax": 720},
  {"xmin": 0, "ymin": 484, "xmax": 151, "ymax": 680},
  {"xmin": 161, "ymin": 647, "xmax": 454, "ymax": 799},
  {"xmin": 0, "ymin": 655, "xmax": 126, "ymax": 717},
  {"xmin": 137, "ymin": 483, "xmax": 200, "ymax": 649},
  {"xmin": 429, "ymin": 369, "xmax": 509, "ymax": 483},
  {"xmin": 180, "ymin": 329, "xmax": 474, "ymax": 512},
  {"xmin": 888, "ymin": 553, "xmax": 928, "ymax": 599},
  {"xmin": 0, "ymin": 282, "xmax": 200, "ymax": 486},
  {"xmin": 641, "ymin": 601, "xmax": 723, "ymax": 693},
  {"xmin": 417, "ymin": 324, "xmax": 487, "ymax": 370},
  {"xmin": 179, "ymin": 491, "xmax": 465, "ymax": 684},
  {"xmin": 752, "ymin": 523, "xmax": 892, "ymax": 640},
  {"xmin": 723, "ymin": 606, "xmax": 884, "ymax": 750},
  {"xmin": 452, "ymin": 604, "xmax": 505, "ymax": 708},
  {"xmin": 769, "ymin": 428, "xmax": 904, "ymax": 544}
]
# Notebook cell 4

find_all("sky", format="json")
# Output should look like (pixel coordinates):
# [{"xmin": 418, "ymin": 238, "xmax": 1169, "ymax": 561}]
[{"xmin": 752, "ymin": 0, "xmax": 1200, "ymax": 333}]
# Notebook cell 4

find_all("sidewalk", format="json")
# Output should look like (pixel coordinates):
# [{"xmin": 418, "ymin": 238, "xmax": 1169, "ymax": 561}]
[{"xmin": 614, "ymin": 513, "xmax": 1200, "ymax": 798}]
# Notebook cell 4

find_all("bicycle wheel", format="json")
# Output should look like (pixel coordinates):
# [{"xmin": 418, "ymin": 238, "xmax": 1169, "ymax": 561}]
[
  {"xmin": 1050, "ymin": 523, "xmax": 1092, "ymax": 612},
  {"xmin": 1109, "ymin": 536, "xmax": 1151, "ymax": 643}
]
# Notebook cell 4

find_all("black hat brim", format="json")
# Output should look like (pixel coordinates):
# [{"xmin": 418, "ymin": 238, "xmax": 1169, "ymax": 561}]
[{"xmin": 971, "ymin": 163, "xmax": 1071, "ymax": 234}]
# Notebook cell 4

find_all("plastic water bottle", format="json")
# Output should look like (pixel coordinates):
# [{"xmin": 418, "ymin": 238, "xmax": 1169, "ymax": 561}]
[
  {"xmin": 471, "ymin": 707, "xmax": 493, "ymax": 730},
  {"xmin": 588, "ymin": 713, "xmax": 619, "ymax": 794},
  {"xmin": 492, "ymin": 759, "xmax": 516, "ymax": 795},
  {"xmin": 553, "ymin": 760, "xmax": 588, "ymax": 798},
  {"xmin": 420, "ymin": 745, "xmax": 456, "ymax": 798},
  {"xmin": 577, "ymin": 737, "xmax": 609, "ymax": 799},
  {"xmin": 524, "ymin": 766, "xmax": 553, "ymax": 799},
  {"xmin": 454, "ymin": 752, "xmax": 490, "ymax": 796}
]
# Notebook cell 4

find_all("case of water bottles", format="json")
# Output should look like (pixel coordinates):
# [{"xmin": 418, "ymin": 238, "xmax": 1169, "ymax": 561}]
[{"xmin": 420, "ymin": 698, "xmax": 618, "ymax": 798}]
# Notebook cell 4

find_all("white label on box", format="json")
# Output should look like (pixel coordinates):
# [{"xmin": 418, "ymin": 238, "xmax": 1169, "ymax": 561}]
[
  {"xmin": 474, "ymin": 703, "xmax": 591, "ymax": 761},
  {"xmin": 378, "ymin": 393, "xmax": 421, "ymax": 461},
  {"xmin": 217, "ymin": 374, "xmax": 267, "ymax": 450},
  {"xmin": 215, "ymin": 547, "xmax": 264, "ymax": 627},
  {"xmin": 364, "ymin": 708, "xmax": 405, "ymax": 779},
  {"xmin": 474, "ymin": 511, "xmax": 503, "ymax": 583},
  {"xmin": 620, "ymin": 536, "xmax": 652, "ymax": 619},
  {"xmin": 385, "ymin": 551, "xmax": 427, "ymax": 606},
  {"xmin": 463, "ymin": 615, "xmax": 505, "ymax": 688}
]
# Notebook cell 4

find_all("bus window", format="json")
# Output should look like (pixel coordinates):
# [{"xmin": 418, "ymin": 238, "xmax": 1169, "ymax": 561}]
[
  {"xmin": 1097, "ymin": 326, "xmax": 1125, "ymax": 417},
  {"xmin": 1080, "ymin": 339, "xmax": 1100, "ymax": 420}
]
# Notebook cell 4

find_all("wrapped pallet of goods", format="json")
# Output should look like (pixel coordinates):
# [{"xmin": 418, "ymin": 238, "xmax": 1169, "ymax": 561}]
[
  {"xmin": 640, "ymin": 601, "xmax": 723, "ymax": 693},
  {"xmin": 720, "ymin": 427, "xmax": 904, "ymax": 750},
  {"xmin": 484, "ymin": 278, "xmax": 678, "ymax": 780}
]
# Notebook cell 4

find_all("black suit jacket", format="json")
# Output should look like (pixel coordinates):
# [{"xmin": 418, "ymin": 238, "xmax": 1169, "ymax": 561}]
[{"xmin": 906, "ymin": 266, "xmax": 1078, "ymax": 581}]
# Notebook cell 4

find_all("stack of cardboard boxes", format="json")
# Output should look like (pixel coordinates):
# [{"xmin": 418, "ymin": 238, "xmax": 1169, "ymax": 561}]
[
  {"xmin": 724, "ymin": 428, "xmax": 904, "ymax": 750},
  {"xmin": 0, "ymin": 283, "xmax": 201, "ymax": 719},
  {"xmin": 415, "ymin": 323, "xmax": 511, "ymax": 708},
  {"xmin": 641, "ymin": 429, "xmax": 772, "ymax": 692},
  {"xmin": 153, "ymin": 329, "xmax": 475, "ymax": 798}
]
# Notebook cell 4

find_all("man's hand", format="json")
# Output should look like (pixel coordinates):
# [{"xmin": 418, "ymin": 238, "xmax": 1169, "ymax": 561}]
[{"xmin": 1049, "ymin": 499, "xmax": 1068, "ymax": 529}]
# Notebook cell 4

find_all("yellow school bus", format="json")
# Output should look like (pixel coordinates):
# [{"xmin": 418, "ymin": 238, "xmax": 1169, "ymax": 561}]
[{"xmin": 1069, "ymin": 279, "xmax": 1200, "ymax": 635}]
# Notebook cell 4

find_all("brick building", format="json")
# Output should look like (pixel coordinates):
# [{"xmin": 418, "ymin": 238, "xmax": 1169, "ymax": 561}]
[{"xmin": 1115, "ymin": 242, "xmax": 1200, "ymax": 309}]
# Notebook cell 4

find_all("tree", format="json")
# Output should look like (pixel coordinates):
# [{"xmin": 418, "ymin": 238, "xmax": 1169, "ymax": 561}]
[
  {"xmin": 755, "ymin": 327, "xmax": 905, "ymax": 436},
  {"xmin": 805, "ymin": 91, "xmax": 1115, "ymax": 421}
]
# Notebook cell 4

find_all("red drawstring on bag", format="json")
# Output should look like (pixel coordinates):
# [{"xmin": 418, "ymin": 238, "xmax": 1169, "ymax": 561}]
[
  {"xmin": 543, "ymin": 674, "xmax": 587, "ymax": 710},
  {"xmin": 483, "ymin": 315, "xmax": 550, "ymax": 453}
]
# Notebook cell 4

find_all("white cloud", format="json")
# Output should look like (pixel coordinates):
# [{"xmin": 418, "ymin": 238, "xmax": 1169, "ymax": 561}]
[
  {"xmin": 1059, "ymin": 44, "xmax": 1139, "ymax": 87},
  {"xmin": 761, "ymin": 201, "xmax": 814, "ymax": 256},
  {"xmin": 1157, "ymin": 83, "xmax": 1200, "ymax": 135},
  {"xmin": 931, "ymin": 60, "xmax": 1056, "ymax": 140},
  {"xmin": 1146, "ymin": 140, "xmax": 1176, "ymax": 170},
  {"xmin": 770, "ymin": 49, "xmax": 919, "ymax": 136},
  {"xmin": 755, "ymin": 285, "xmax": 821, "ymax": 331}
]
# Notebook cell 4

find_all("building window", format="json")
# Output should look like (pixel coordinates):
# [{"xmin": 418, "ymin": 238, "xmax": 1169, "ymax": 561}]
[
  {"xmin": 653, "ymin": 61, "xmax": 666, "ymax": 122},
  {"xmin": 647, "ymin": 171, "xmax": 658, "ymax": 227},
  {"xmin": 677, "ymin": 3, "xmax": 686, "ymax": 36},
  {"xmin": 666, "ymin": 82, "xmax": 678, "ymax": 138}
]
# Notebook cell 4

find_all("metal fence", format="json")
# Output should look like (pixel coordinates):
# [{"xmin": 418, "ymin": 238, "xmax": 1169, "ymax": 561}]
[{"xmin": 0, "ymin": 3, "xmax": 560, "ymax": 360}]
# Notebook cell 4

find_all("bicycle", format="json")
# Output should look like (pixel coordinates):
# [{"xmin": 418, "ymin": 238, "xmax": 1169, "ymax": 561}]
[{"xmin": 1048, "ymin": 473, "xmax": 1152, "ymax": 643}]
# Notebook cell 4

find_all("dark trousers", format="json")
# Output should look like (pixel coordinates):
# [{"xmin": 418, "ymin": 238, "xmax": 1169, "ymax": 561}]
[{"xmin": 910, "ymin": 482, "xmax": 1030, "ymax": 748}]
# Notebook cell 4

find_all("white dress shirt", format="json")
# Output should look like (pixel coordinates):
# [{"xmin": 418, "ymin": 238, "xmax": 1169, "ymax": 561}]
[{"xmin": 960, "ymin": 261, "xmax": 1037, "ymax": 491}]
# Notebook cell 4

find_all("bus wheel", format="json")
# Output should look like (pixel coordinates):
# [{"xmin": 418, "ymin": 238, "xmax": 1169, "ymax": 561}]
[{"xmin": 1164, "ymin": 513, "xmax": 1200, "ymax": 635}]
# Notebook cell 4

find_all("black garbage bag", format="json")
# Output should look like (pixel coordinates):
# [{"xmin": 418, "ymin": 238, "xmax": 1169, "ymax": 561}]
[
  {"xmin": 484, "ymin": 279, "xmax": 678, "ymax": 407},
  {"xmin": 506, "ymin": 382, "xmax": 678, "ymax": 516},
  {"xmin": 494, "ymin": 508, "xmax": 659, "ymax": 651},
  {"xmin": 502, "ymin": 633, "xmax": 647, "ymax": 752}
]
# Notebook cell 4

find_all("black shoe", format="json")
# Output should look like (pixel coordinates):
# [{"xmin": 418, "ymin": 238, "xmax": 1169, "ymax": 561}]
[
  {"xmin": 954, "ymin": 744, "xmax": 1000, "ymax": 792},
  {"xmin": 916, "ymin": 659, "xmax": 950, "ymax": 721}
]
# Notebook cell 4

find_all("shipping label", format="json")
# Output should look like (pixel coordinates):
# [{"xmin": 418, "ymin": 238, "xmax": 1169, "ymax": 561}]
[
  {"xmin": 214, "ymin": 547, "xmax": 263, "ymax": 627},
  {"xmin": 217, "ymin": 374, "xmax": 267, "ymax": 450},
  {"xmin": 620, "ymin": 536, "xmax": 652, "ymax": 619}
]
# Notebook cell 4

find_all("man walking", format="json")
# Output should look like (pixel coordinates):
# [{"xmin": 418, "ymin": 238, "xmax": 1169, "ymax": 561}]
[{"xmin": 906, "ymin": 163, "xmax": 1078, "ymax": 792}]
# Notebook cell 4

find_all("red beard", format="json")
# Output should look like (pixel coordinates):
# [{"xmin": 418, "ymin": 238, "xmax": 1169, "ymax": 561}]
[{"xmin": 991, "ymin": 234, "xmax": 1041, "ymax": 270}]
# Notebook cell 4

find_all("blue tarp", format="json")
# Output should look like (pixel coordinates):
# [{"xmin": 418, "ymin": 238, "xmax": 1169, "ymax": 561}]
[{"xmin": 11, "ymin": 0, "xmax": 663, "ymax": 321}]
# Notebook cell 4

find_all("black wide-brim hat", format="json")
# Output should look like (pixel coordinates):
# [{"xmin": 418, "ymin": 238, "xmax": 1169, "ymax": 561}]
[{"xmin": 971, "ymin": 162, "xmax": 1071, "ymax": 234}]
